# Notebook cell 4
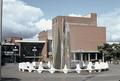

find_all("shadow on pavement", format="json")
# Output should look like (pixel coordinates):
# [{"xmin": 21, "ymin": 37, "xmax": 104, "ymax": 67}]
[{"xmin": 2, "ymin": 77, "xmax": 21, "ymax": 81}]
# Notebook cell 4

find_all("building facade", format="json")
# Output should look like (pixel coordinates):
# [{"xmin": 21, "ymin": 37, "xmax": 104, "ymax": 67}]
[
  {"xmin": 15, "ymin": 40, "xmax": 46, "ymax": 62},
  {"xmin": 2, "ymin": 37, "xmax": 22, "ymax": 63},
  {"xmin": 52, "ymin": 13, "xmax": 106, "ymax": 68},
  {"xmin": 38, "ymin": 30, "xmax": 52, "ymax": 61}
]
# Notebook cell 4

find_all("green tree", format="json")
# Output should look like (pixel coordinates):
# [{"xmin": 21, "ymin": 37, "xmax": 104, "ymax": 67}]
[
  {"xmin": 98, "ymin": 43, "xmax": 120, "ymax": 62},
  {"xmin": 111, "ymin": 44, "xmax": 120, "ymax": 60},
  {"xmin": 98, "ymin": 43, "xmax": 113, "ymax": 61}
]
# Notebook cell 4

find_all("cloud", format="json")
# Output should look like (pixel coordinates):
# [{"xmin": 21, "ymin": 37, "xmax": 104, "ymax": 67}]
[
  {"xmin": 3, "ymin": 0, "xmax": 43, "ymax": 40},
  {"xmin": 23, "ymin": 34, "xmax": 39, "ymax": 41},
  {"xmin": 35, "ymin": 19, "xmax": 52, "ymax": 31},
  {"xmin": 24, "ymin": 19, "xmax": 52, "ymax": 41},
  {"xmin": 69, "ymin": 13, "xmax": 82, "ymax": 17},
  {"xmin": 98, "ymin": 8, "xmax": 120, "ymax": 41}
]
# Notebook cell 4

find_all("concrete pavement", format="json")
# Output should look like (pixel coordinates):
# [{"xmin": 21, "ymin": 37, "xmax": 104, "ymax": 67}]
[{"xmin": 1, "ymin": 63, "xmax": 120, "ymax": 81}]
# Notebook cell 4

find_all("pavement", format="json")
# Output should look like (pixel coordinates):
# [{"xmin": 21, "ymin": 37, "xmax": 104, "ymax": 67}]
[{"xmin": 1, "ymin": 63, "xmax": 120, "ymax": 81}]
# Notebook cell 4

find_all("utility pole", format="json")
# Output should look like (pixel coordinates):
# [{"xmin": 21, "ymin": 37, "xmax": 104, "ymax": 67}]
[{"xmin": 0, "ymin": 0, "xmax": 3, "ymax": 80}]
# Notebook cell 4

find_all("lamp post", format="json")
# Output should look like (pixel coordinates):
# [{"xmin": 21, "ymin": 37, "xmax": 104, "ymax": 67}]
[
  {"xmin": 0, "ymin": 0, "xmax": 3, "ymax": 80},
  {"xmin": 13, "ymin": 46, "xmax": 18, "ymax": 63},
  {"xmin": 23, "ymin": 54, "xmax": 25, "ymax": 62},
  {"xmin": 32, "ymin": 46, "xmax": 37, "ymax": 62}
]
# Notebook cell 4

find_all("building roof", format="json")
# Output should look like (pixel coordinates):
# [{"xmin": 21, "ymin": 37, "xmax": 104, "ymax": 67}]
[
  {"xmin": 15, "ymin": 40, "xmax": 46, "ymax": 43},
  {"xmin": 2, "ymin": 42, "xmax": 15, "ymax": 45}
]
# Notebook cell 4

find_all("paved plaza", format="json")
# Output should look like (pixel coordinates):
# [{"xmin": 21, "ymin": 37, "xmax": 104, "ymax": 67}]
[{"xmin": 1, "ymin": 63, "xmax": 120, "ymax": 81}]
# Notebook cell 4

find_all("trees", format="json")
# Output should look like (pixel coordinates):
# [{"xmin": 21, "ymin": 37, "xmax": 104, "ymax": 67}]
[
  {"xmin": 111, "ymin": 44, "xmax": 120, "ymax": 60},
  {"xmin": 98, "ymin": 43, "xmax": 120, "ymax": 61},
  {"xmin": 98, "ymin": 43, "xmax": 113, "ymax": 61}
]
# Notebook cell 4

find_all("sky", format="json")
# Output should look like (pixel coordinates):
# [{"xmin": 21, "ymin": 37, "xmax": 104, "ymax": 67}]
[{"xmin": 2, "ymin": 0, "xmax": 120, "ymax": 41}]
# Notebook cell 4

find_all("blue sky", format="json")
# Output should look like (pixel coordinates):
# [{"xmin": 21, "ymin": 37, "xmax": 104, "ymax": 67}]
[
  {"xmin": 22, "ymin": 0, "xmax": 120, "ymax": 19},
  {"xmin": 3, "ymin": 0, "xmax": 120, "ymax": 41}
]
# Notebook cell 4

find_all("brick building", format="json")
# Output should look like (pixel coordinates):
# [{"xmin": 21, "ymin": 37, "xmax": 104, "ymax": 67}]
[
  {"xmin": 38, "ymin": 30, "xmax": 52, "ymax": 61},
  {"xmin": 38, "ymin": 13, "xmax": 106, "ymax": 68},
  {"xmin": 52, "ymin": 13, "xmax": 106, "ymax": 68}
]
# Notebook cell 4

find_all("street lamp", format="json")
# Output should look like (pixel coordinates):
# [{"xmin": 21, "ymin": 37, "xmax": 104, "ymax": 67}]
[
  {"xmin": 32, "ymin": 46, "xmax": 37, "ymax": 62},
  {"xmin": 13, "ymin": 46, "xmax": 18, "ymax": 63}
]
